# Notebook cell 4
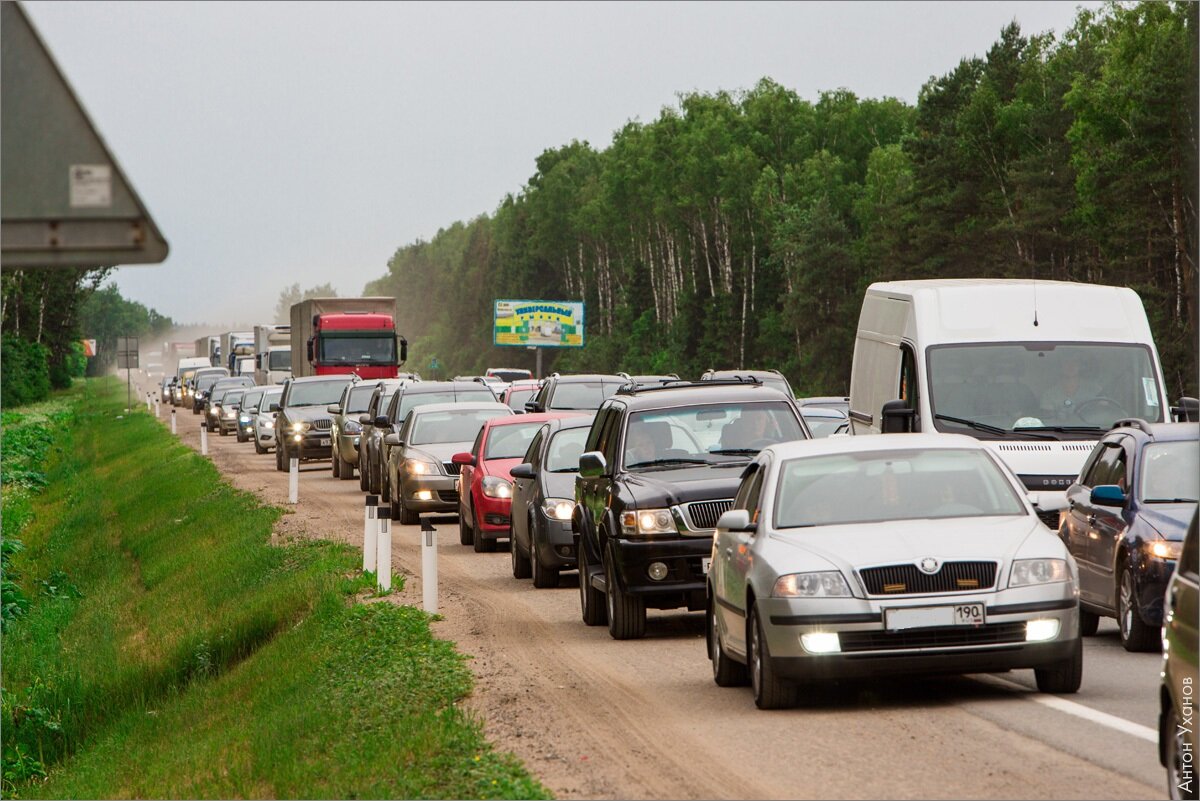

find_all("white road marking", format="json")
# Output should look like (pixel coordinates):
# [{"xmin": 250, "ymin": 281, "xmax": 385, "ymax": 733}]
[{"xmin": 973, "ymin": 674, "xmax": 1158, "ymax": 743}]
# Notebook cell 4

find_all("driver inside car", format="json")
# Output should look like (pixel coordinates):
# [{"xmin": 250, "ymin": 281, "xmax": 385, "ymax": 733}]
[{"xmin": 1040, "ymin": 352, "xmax": 1102, "ymax": 422}]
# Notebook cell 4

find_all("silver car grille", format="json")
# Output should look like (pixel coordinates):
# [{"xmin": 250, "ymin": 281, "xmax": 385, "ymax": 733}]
[
  {"xmin": 681, "ymin": 499, "xmax": 733, "ymax": 531},
  {"xmin": 858, "ymin": 561, "xmax": 998, "ymax": 595}
]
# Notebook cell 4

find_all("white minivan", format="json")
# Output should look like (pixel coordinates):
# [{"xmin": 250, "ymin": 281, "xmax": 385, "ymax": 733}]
[{"xmin": 847, "ymin": 279, "xmax": 1183, "ymax": 524}]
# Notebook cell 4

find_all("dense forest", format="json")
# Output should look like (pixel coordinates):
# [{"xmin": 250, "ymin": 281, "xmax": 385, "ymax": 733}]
[{"xmin": 366, "ymin": 2, "xmax": 1197, "ymax": 398}]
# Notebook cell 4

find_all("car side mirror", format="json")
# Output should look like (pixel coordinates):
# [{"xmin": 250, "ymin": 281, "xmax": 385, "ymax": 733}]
[
  {"xmin": 880, "ymin": 399, "xmax": 915, "ymax": 434},
  {"xmin": 358, "ymin": 414, "xmax": 372, "ymax": 425},
  {"xmin": 327, "ymin": 404, "xmax": 342, "ymax": 415},
  {"xmin": 510, "ymin": 463, "xmax": 535, "ymax": 480},
  {"xmin": 525, "ymin": 400, "xmax": 542, "ymax": 413},
  {"xmin": 451, "ymin": 452, "xmax": 475, "ymax": 467},
  {"xmin": 398, "ymin": 336, "xmax": 408, "ymax": 363},
  {"xmin": 306, "ymin": 339, "xmax": 314, "ymax": 362},
  {"xmin": 1172, "ymin": 396, "xmax": 1199, "ymax": 422},
  {"xmin": 384, "ymin": 433, "xmax": 401, "ymax": 446},
  {"xmin": 1090, "ymin": 485, "xmax": 1127, "ymax": 507},
  {"xmin": 269, "ymin": 403, "xmax": 281, "ymax": 412},
  {"xmin": 579, "ymin": 451, "xmax": 607, "ymax": 478},
  {"xmin": 375, "ymin": 415, "xmax": 391, "ymax": 429},
  {"xmin": 246, "ymin": 407, "xmax": 258, "ymax": 414},
  {"xmin": 716, "ymin": 509, "xmax": 755, "ymax": 532}
]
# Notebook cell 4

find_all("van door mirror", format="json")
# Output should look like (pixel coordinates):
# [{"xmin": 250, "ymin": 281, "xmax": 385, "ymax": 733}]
[
  {"xmin": 880, "ymin": 399, "xmax": 915, "ymax": 434},
  {"xmin": 1090, "ymin": 485, "xmax": 1127, "ymax": 507},
  {"xmin": 1172, "ymin": 397, "xmax": 1199, "ymax": 422},
  {"xmin": 716, "ymin": 509, "xmax": 755, "ymax": 532},
  {"xmin": 579, "ymin": 451, "xmax": 607, "ymax": 478},
  {"xmin": 509, "ymin": 463, "xmax": 535, "ymax": 480},
  {"xmin": 375, "ymin": 415, "xmax": 391, "ymax": 429}
]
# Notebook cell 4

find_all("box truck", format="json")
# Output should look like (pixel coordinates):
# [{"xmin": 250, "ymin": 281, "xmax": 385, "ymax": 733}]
[
  {"xmin": 193, "ymin": 335, "xmax": 221, "ymax": 367},
  {"xmin": 222, "ymin": 331, "xmax": 254, "ymax": 373},
  {"xmin": 289, "ymin": 297, "xmax": 406, "ymax": 379},
  {"xmin": 846, "ymin": 279, "xmax": 1187, "ymax": 522},
  {"xmin": 254, "ymin": 324, "xmax": 292, "ymax": 384}
]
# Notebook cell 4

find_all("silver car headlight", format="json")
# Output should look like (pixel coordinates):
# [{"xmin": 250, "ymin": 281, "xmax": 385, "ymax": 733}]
[
  {"xmin": 542, "ymin": 497, "xmax": 574, "ymax": 521},
  {"xmin": 620, "ymin": 508, "xmax": 677, "ymax": 536},
  {"xmin": 1008, "ymin": 558, "xmax": 1069, "ymax": 588},
  {"xmin": 482, "ymin": 476, "xmax": 513, "ymax": 499},
  {"xmin": 262, "ymin": 419, "xmax": 274, "ymax": 429},
  {"xmin": 773, "ymin": 571, "xmax": 853, "ymax": 598},
  {"xmin": 405, "ymin": 457, "xmax": 438, "ymax": 476}
]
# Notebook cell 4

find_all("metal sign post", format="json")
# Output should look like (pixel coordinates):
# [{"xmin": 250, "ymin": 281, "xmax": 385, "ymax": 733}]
[
  {"xmin": 421, "ymin": 518, "xmax": 437, "ymax": 613},
  {"xmin": 116, "ymin": 336, "xmax": 138, "ymax": 411}
]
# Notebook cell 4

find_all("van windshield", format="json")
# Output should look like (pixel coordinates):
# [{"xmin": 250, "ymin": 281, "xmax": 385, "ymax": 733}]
[{"xmin": 928, "ymin": 343, "xmax": 1164, "ymax": 435}]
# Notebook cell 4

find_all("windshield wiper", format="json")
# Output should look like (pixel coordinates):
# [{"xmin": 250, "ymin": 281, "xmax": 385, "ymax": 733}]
[
  {"xmin": 709, "ymin": 448, "xmax": 760, "ymax": 455},
  {"xmin": 1013, "ymin": 425, "xmax": 1104, "ymax": 433},
  {"xmin": 934, "ymin": 414, "xmax": 1054, "ymax": 440},
  {"xmin": 1143, "ymin": 498, "xmax": 1198, "ymax": 504},
  {"xmin": 626, "ymin": 457, "xmax": 713, "ymax": 469}
]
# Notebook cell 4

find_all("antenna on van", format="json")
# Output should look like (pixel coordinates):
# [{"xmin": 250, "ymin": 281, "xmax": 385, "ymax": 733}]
[{"xmin": 1032, "ymin": 282, "xmax": 1040, "ymax": 327}]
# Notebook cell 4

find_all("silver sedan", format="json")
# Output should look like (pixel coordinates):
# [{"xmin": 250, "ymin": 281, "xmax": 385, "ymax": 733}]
[{"xmin": 708, "ymin": 433, "xmax": 1082, "ymax": 709}]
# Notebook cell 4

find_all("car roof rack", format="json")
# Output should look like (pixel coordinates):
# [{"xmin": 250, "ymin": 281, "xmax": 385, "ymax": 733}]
[
  {"xmin": 1111, "ymin": 418, "xmax": 1154, "ymax": 435},
  {"xmin": 615, "ymin": 376, "xmax": 762, "ymax": 395}
]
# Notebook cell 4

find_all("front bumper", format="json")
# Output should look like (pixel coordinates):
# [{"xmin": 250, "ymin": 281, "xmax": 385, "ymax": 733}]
[
  {"xmin": 535, "ymin": 517, "xmax": 576, "ymax": 568},
  {"xmin": 1133, "ymin": 556, "xmax": 1178, "ymax": 626},
  {"xmin": 610, "ymin": 535, "xmax": 712, "ymax": 600},
  {"xmin": 284, "ymin": 429, "xmax": 335, "ymax": 459},
  {"xmin": 399, "ymin": 474, "xmax": 459, "ymax": 513},
  {"xmin": 756, "ymin": 584, "xmax": 1079, "ymax": 680},
  {"xmin": 474, "ymin": 492, "xmax": 512, "ymax": 538},
  {"xmin": 218, "ymin": 416, "xmax": 239, "ymax": 432},
  {"xmin": 336, "ymin": 434, "xmax": 361, "ymax": 464}
]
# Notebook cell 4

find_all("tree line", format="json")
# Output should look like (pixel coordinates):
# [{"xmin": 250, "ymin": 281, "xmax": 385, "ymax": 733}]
[{"xmin": 365, "ymin": 2, "xmax": 1197, "ymax": 398}]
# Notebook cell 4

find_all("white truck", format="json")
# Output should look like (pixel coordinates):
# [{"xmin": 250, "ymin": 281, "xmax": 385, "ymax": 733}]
[
  {"xmin": 847, "ymin": 279, "xmax": 1174, "ymax": 523},
  {"xmin": 222, "ymin": 331, "xmax": 254, "ymax": 374},
  {"xmin": 254, "ymin": 324, "xmax": 292, "ymax": 385},
  {"xmin": 193, "ymin": 335, "xmax": 221, "ymax": 367}
]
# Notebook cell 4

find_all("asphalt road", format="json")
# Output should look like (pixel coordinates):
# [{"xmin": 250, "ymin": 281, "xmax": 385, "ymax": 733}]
[{"xmin": 141, "ymin": 377, "xmax": 1167, "ymax": 800}]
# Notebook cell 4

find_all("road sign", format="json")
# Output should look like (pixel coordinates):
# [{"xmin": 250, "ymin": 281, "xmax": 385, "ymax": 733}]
[
  {"xmin": 80, "ymin": 338, "xmax": 96, "ymax": 357},
  {"xmin": 116, "ymin": 336, "xmax": 139, "ymax": 369},
  {"xmin": 494, "ymin": 300, "xmax": 584, "ymax": 348}
]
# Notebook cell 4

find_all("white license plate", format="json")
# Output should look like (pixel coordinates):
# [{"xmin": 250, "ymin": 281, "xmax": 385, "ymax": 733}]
[
  {"xmin": 884, "ymin": 603, "xmax": 985, "ymax": 631},
  {"xmin": 318, "ymin": 438, "xmax": 331, "ymax": 447},
  {"xmin": 701, "ymin": 557, "xmax": 712, "ymax": 574}
]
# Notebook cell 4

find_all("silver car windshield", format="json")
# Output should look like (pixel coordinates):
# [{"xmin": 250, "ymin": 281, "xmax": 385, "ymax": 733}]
[
  {"xmin": 410, "ymin": 409, "xmax": 505, "ymax": 446},
  {"xmin": 1140, "ymin": 440, "xmax": 1199, "ymax": 503},
  {"xmin": 774, "ymin": 448, "xmax": 1026, "ymax": 529},
  {"xmin": 928, "ymin": 342, "xmax": 1164, "ymax": 433}
]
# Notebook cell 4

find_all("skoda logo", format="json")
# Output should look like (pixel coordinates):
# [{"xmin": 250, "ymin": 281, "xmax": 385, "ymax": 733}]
[{"xmin": 918, "ymin": 557, "xmax": 940, "ymax": 574}]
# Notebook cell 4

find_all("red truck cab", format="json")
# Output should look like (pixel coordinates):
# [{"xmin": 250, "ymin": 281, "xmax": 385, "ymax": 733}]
[{"xmin": 307, "ymin": 312, "xmax": 405, "ymax": 379}]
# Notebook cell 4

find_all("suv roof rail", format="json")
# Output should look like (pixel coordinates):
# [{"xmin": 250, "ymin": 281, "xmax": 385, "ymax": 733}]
[
  {"xmin": 1111, "ymin": 418, "xmax": 1155, "ymax": 435},
  {"xmin": 615, "ymin": 376, "xmax": 762, "ymax": 396}
]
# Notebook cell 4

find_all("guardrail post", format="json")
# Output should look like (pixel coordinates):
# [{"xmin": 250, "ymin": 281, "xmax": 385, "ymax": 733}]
[
  {"xmin": 376, "ymin": 506, "xmax": 392, "ymax": 592},
  {"xmin": 288, "ymin": 457, "xmax": 299, "ymax": 504},
  {"xmin": 363, "ymin": 495, "xmax": 378, "ymax": 573},
  {"xmin": 200, "ymin": 421, "xmax": 209, "ymax": 455},
  {"xmin": 421, "ymin": 517, "xmax": 437, "ymax": 613},
  {"xmin": 170, "ymin": 408, "xmax": 177, "ymax": 434}
]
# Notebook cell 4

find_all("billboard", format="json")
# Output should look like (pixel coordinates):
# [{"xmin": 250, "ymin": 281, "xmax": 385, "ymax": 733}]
[{"xmin": 493, "ymin": 300, "xmax": 584, "ymax": 348}]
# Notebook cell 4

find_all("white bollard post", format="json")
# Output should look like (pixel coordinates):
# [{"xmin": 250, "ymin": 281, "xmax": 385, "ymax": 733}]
[
  {"xmin": 421, "ymin": 517, "xmax": 437, "ymax": 613},
  {"xmin": 171, "ymin": 408, "xmax": 177, "ymax": 434},
  {"xmin": 155, "ymin": 399, "xmax": 161, "ymax": 418},
  {"xmin": 363, "ymin": 495, "xmax": 378, "ymax": 573},
  {"xmin": 200, "ymin": 422, "xmax": 209, "ymax": 456},
  {"xmin": 288, "ymin": 457, "xmax": 299, "ymax": 504},
  {"xmin": 146, "ymin": 392, "xmax": 152, "ymax": 412},
  {"xmin": 376, "ymin": 507, "xmax": 392, "ymax": 592}
]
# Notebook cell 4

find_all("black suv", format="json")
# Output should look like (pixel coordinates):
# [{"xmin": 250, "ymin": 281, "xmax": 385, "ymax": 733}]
[
  {"xmin": 700, "ymin": 368, "xmax": 793, "ymax": 398},
  {"xmin": 573, "ymin": 379, "xmax": 810, "ymax": 639},
  {"xmin": 525, "ymin": 373, "xmax": 626, "ymax": 413}
]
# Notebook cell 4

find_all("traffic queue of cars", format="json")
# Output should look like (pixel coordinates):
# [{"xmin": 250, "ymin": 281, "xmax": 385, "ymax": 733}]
[{"xmin": 161, "ymin": 279, "xmax": 1198, "ymax": 795}]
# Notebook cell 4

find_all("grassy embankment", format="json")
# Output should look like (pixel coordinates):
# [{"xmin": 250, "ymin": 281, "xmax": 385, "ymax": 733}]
[{"xmin": 1, "ymin": 378, "xmax": 548, "ymax": 799}]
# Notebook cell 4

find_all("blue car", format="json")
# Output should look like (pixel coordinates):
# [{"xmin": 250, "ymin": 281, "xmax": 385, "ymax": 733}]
[{"xmin": 1060, "ymin": 420, "xmax": 1198, "ymax": 651}]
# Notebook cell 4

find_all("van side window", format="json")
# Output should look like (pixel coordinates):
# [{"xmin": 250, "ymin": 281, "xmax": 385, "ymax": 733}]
[{"xmin": 899, "ymin": 344, "xmax": 920, "ymax": 431}]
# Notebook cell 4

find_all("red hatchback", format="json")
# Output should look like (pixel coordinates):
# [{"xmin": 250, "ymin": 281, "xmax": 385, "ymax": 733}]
[{"xmin": 453, "ymin": 412, "xmax": 584, "ymax": 553}]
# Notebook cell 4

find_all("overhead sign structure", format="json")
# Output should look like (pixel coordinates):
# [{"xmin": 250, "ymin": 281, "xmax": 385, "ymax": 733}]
[
  {"xmin": 493, "ymin": 300, "xmax": 585, "ymax": 348},
  {"xmin": 1, "ymin": 2, "xmax": 168, "ymax": 269}
]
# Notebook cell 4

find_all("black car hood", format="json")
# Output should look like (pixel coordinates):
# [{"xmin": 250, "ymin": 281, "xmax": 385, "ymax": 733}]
[
  {"xmin": 1140, "ymin": 504, "xmax": 1194, "ymax": 540},
  {"xmin": 542, "ymin": 471, "xmax": 578, "ymax": 501},
  {"xmin": 624, "ymin": 464, "xmax": 746, "ymax": 507}
]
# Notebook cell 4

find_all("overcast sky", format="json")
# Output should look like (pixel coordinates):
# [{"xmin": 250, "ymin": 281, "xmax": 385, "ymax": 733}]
[{"xmin": 26, "ymin": 1, "xmax": 1099, "ymax": 327}]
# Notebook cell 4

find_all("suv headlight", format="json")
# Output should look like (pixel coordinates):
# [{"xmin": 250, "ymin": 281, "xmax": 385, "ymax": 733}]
[
  {"xmin": 620, "ymin": 508, "xmax": 677, "ymax": 536},
  {"xmin": 210, "ymin": 405, "xmax": 220, "ymax": 415},
  {"xmin": 343, "ymin": 420, "xmax": 362, "ymax": 434},
  {"xmin": 773, "ymin": 572, "xmax": 852, "ymax": 598},
  {"xmin": 542, "ymin": 497, "xmax": 574, "ymax": 521},
  {"xmin": 405, "ymin": 457, "xmax": 438, "ymax": 476},
  {"xmin": 1147, "ymin": 539, "xmax": 1182, "ymax": 561},
  {"xmin": 290, "ymin": 421, "xmax": 309, "ymax": 434},
  {"xmin": 482, "ymin": 476, "xmax": 513, "ymax": 499},
  {"xmin": 1008, "ymin": 558, "xmax": 1069, "ymax": 587}
]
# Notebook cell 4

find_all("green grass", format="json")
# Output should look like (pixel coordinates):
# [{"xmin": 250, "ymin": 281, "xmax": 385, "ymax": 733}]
[{"xmin": 2, "ymin": 378, "xmax": 549, "ymax": 799}]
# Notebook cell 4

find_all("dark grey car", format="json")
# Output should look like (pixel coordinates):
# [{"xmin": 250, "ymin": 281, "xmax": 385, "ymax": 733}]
[
  {"xmin": 509, "ymin": 416, "xmax": 595, "ymax": 587},
  {"xmin": 273, "ymin": 376, "xmax": 354, "ymax": 471},
  {"xmin": 328, "ymin": 381, "xmax": 377, "ymax": 480}
]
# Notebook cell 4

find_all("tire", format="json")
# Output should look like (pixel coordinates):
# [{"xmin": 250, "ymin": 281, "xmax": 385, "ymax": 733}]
[
  {"xmin": 369, "ymin": 455, "xmax": 382, "ymax": 495},
  {"xmin": 1165, "ymin": 704, "xmax": 1192, "ymax": 800},
  {"xmin": 331, "ymin": 449, "xmax": 342, "ymax": 478},
  {"xmin": 397, "ymin": 485, "xmax": 419, "ymax": 526},
  {"xmin": 275, "ymin": 441, "xmax": 285, "ymax": 472},
  {"xmin": 472, "ymin": 504, "xmax": 490, "ymax": 553},
  {"xmin": 1117, "ymin": 566, "xmax": 1158, "ymax": 652},
  {"xmin": 236, "ymin": 428, "xmax": 246, "ymax": 443},
  {"xmin": 338, "ymin": 453, "xmax": 355, "ymax": 480},
  {"xmin": 578, "ymin": 540, "xmax": 607, "ymax": 626},
  {"xmin": 605, "ymin": 546, "xmax": 645, "ymax": 640},
  {"xmin": 1079, "ymin": 608, "xmax": 1100, "ymax": 637},
  {"xmin": 219, "ymin": 425, "xmax": 228, "ymax": 437},
  {"xmin": 254, "ymin": 437, "xmax": 266, "ymax": 455},
  {"xmin": 1035, "ymin": 636, "xmax": 1083, "ymax": 694},
  {"xmin": 459, "ymin": 505, "xmax": 475, "ymax": 545},
  {"xmin": 511, "ymin": 535, "xmax": 531, "ymax": 578},
  {"xmin": 708, "ymin": 593, "xmax": 748, "ymax": 687},
  {"xmin": 530, "ymin": 517, "xmax": 560, "ymax": 589},
  {"xmin": 359, "ymin": 448, "xmax": 370, "ymax": 491},
  {"xmin": 749, "ymin": 605, "xmax": 797, "ymax": 709}
]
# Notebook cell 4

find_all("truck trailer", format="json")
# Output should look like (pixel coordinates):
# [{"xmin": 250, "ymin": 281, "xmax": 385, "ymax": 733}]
[
  {"xmin": 254, "ymin": 324, "xmax": 292, "ymax": 384},
  {"xmin": 289, "ymin": 297, "xmax": 406, "ymax": 379},
  {"xmin": 193, "ymin": 335, "xmax": 221, "ymax": 367},
  {"xmin": 222, "ymin": 331, "xmax": 254, "ymax": 373}
]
